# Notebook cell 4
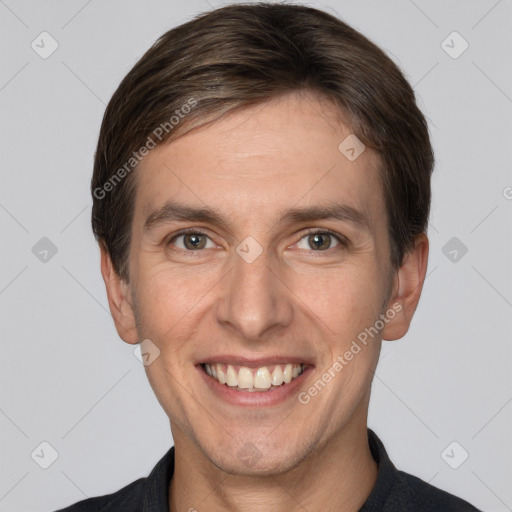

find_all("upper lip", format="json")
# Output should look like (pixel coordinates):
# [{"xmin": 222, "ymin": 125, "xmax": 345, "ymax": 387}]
[{"xmin": 198, "ymin": 355, "xmax": 314, "ymax": 368}]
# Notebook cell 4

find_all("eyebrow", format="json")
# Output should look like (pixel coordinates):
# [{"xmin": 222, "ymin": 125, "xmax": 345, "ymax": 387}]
[{"xmin": 144, "ymin": 200, "xmax": 370, "ymax": 233}]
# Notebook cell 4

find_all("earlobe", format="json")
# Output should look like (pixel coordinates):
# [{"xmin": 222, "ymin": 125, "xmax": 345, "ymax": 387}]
[
  {"xmin": 381, "ymin": 233, "xmax": 429, "ymax": 341},
  {"xmin": 99, "ymin": 244, "xmax": 139, "ymax": 345}
]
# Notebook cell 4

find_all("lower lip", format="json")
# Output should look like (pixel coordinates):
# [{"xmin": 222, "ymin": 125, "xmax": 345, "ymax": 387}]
[{"xmin": 197, "ymin": 364, "xmax": 314, "ymax": 407}]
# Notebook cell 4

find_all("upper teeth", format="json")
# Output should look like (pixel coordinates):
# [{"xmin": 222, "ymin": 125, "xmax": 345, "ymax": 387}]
[{"xmin": 204, "ymin": 363, "xmax": 305, "ymax": 390}]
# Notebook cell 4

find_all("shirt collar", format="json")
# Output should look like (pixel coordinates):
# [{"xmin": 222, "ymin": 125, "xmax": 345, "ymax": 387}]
[
  {"xmin": 141, "ymin": 428, "xmax": 395, "ymax": 511},
  {"xmin": 359, "ymin": 428, "xmax": 397, "ymax": 510},
  {"xmin": 141, "ymin": 443, "xmax": 175, "ymax": 512}
]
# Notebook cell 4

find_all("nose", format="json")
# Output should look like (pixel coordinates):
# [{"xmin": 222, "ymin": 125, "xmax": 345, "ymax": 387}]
[{"xmin": 215, "ymin": 246, "xmax": 294, "ymax": 342}]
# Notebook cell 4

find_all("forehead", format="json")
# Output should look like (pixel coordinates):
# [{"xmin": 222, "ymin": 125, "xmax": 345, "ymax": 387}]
[{"xmin": 133, "ymin": 91, "xmax": 386, "ymax": 234}]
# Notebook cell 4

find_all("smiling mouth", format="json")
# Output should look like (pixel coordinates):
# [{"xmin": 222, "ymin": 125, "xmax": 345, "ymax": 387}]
[{"xmin": 201, "ymin": 362, "xmax": 307, "ymax": 392}]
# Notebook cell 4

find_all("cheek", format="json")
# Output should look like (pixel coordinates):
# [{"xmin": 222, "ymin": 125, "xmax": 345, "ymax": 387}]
[
  {"xmin": 138, "ymin": 263, "xmax": 207, "ymax": 318},
  {"xmin": 134, "ymin": 263, "xmax": 221, "ymax": 357},
  {"xmin": 290, "ymin": 262, "xmax": 383, "ymax": 339}
]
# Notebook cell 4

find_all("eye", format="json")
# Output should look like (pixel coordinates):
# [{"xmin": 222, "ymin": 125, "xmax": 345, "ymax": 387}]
[
  {"xmin": 167, "ymin": 229, "xmax": 346, "ymax": 253},
  {"xmin": 295, "ymin": 230, "xmax": 344, "ymax": 251},
  {"xmin": 169, "ymin": 231, "xmax": 216, "ymax": 251}
]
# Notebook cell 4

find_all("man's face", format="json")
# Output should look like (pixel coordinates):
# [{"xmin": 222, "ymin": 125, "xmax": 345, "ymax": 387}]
[{"xmin": 122, "ymin": 91, "xmax": 398, "ymax": 474}]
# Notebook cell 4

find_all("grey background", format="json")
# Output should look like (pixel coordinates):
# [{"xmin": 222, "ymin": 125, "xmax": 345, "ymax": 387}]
[{"xmin": 0, "ymin": 0, "xmax": 511, "ymax": 511}]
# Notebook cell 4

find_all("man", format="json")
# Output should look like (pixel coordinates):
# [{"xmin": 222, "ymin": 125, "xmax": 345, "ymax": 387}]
[{"xmin": 56, "ymin": 3, "xmax": 480, "ymax": 511}]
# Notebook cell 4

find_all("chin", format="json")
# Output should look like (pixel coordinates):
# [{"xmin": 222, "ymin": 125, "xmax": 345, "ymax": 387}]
[{"xmin": 198, "ymin": 433, "xmax": 313, "ymax": 477}]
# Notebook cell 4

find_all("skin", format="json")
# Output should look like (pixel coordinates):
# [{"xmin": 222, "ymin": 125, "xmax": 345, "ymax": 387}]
[{"xmin": 100, "ymin": 90, "xmax": 429, "ymax": 512}]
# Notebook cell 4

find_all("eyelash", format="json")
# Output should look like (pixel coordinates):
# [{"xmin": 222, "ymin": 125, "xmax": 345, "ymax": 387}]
[{"xmin": 166, "ymin": 228, "xmax": 348, "ymax": 252}]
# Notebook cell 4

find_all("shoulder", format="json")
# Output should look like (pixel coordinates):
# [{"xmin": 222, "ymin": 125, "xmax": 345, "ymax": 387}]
[
  {"xmin": 390, "ymin": 469, "xmax": 481, "ymax": 511},
  {"xmin": 53, "ymin": 477, "xmax": 145, "ymax": 512},
  {"xmin": 53, "ymin": 445, "xmax": 175, "ymax": 511},
  {"xmin": 364, "ymin": 429, "xmax": 480, "ymax": 511}
]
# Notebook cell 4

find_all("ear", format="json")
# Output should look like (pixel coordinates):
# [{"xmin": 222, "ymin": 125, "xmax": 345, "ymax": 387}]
[
  {"xmin": 100, "ymin": 243, "xmax": 139, "ymax": 345},
  {"xmin": 381, "ymin": 233, "xmax": 429, "ymax": 341}
]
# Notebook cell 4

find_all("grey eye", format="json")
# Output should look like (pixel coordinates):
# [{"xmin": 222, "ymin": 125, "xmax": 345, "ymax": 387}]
[
  {"xmin": 296, "ymin": 232, "xmax": 340, "ymax": 251},
  {"xmin": 172, "ymin": 233, "xmax": 214, "ymax": 250}
]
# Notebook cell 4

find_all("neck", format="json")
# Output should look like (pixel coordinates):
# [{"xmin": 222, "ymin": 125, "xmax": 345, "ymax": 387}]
[{"xmin": 168, "ymin": 419, "xmax": 378, "ymax": 512}]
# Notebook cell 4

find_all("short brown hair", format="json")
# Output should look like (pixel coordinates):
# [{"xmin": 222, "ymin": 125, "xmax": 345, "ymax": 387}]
[{"xmin": 91, "ymin": 2, "xmax": 434, "ymax": 282}]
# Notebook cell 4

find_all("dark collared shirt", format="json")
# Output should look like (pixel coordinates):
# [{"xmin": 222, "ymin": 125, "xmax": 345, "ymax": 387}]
[{"xmin": 54, "ymin": 429, "xmax": 480, "ymax": 511}]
